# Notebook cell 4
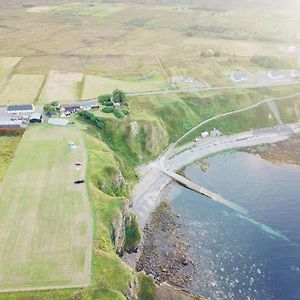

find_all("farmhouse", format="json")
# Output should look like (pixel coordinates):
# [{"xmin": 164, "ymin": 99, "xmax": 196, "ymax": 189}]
[
  {"xmin": 210, "ymin": 128, "xmax": 222, "ymax": 136},
  {"xmin": 7, "ymin": 104, "xmax": 34, "ymax": 114},
  {"xmin": 268, "ymin": 71, "xmax": 285, "ymax": 80},
  {"xmin": 29, "ymin": 113, "xmax": 43, "ymax": 123},
  {"xmin": 172, "ymin": 76, "xmax": 184, "ymax": 84},
  {"xmin": 230, "ymin": 73, "xmax": 248, "ymax": 83},
  {"xmin": 60, "ymin": 104, "xmax": 80, "ymax": 115},
  {"xmin": 79, "ymin": 100, "xmax": 99, "ymax": 111}
]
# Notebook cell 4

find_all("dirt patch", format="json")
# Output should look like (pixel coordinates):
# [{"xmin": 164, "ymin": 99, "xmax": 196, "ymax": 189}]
[
  {"xmin": 136, "ymin": 201, "xmax": 194, "ymax": 292},
  {"xmin": 244, "ymin": 134, "xmax": 300, "ymax": 165}
]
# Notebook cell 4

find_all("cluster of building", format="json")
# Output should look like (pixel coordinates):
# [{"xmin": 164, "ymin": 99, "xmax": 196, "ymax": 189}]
[
  {"xmin": 0, "ymin": 99, "xmax": 100, "ymax": 129},
  {"xmin": 195, "ymin": 128, "xmax": 222, "ymax": 141},
  {"xmin": 172, "ymin": 76, "xmax": 194, "ymax": 85},
  {"xmin": 0, "ymin": 104, "xmax": 42, "ymax": 129},
  {"xmin": 230, "ymin": 69, "xmax": 300, "ymax": 83},
  {"xmin": 60, "ymin": 100, "xmax": 99, "ymax": 117}
]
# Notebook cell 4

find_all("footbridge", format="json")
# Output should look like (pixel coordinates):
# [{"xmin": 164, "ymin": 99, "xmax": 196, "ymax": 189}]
[{"xmin": 161, "ymin": 169, "xmax": 248, "ymax": 215}]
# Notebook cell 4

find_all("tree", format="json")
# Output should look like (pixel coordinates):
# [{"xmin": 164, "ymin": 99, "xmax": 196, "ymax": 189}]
[
  {"xmin": 98, "ymin": 94, "xmax": 111, "ymax": 104},
  {"xmin": 44, "ymin": 103, "xmax": 58, "ymax": 115},
  {"xmin": 112, "ymin": 89, "xmax": 127, "ymax": 104}
]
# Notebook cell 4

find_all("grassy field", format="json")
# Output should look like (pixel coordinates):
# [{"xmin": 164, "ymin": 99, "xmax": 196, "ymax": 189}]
[
  {"xmin": 0, "ymin": 133, "xmax": 23, "ymax": 182},
  {"xmin": 39, "ymin": 71, "xmax": 83, "ymax": 103},
  {"xmin": 82, "ymin": 74, "xmax": 167, "ymax": 99},
  {"xmin": 0, "ymin": 57, "xmax": 23, "ymax": 94},
  {"xmin": 0, "ymin": 0, "xmax": 298, "ymax": 103},
  {"xmin": 0, "ymin": 74, "xmax": 44, "ymax": 105},
  {"xmin": 0, "ymin": 125, "xmax": 92, "ymax": 291}
]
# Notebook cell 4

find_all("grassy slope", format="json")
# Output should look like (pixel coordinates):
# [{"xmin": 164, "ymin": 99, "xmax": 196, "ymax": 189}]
[
  {"xmin": 109, "ymin": 89, "xmax": 266, "ymax": 163},
  {"xmin": 277, "ymin": 94, "xmax": 300, "ymax": 123}
]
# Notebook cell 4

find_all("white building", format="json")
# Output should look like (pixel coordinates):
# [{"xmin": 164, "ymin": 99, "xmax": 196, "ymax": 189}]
[
  {"xmin": 268, "ymin": 71, "xmax": 285, "ymax": 80},
  {"xmin": 48, "ymin": 118, "xmax": 68, "ymax": 126},
  {"xmin": 230, "ymin": 73, "xmax": 248, "ymax": 83}
]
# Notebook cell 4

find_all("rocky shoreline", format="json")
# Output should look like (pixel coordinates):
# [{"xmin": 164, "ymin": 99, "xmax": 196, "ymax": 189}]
[
  {"xmin": 244, "ymin": 133, "xmax": 300, "ymax": 165},
  {"xmin": 136, "ymin": 201, "xmax": 195, "ymax": 293}
]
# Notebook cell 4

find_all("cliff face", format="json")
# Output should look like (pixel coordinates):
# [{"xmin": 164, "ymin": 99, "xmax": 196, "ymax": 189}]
[{"xmin": 111, "ymin": 200, "xmax": 131, "ymax": 256}]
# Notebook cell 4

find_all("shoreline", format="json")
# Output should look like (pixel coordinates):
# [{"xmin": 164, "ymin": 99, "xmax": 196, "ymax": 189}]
[{"xmin": 132, "ymin": 123, "xmax": 300, "ymax": 229}]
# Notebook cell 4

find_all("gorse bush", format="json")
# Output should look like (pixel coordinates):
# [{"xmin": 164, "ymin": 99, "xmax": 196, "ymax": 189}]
[
  {"xmin": 102, "ymin": 107, "xmax": 115, "ymax": 113},
  {"xmin": 78, "ymin": 111, "xmax": 105, "ymax": 129}
]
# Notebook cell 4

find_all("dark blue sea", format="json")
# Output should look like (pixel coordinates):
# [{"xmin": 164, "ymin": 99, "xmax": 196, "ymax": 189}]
[{"xmin": 166, "ymin": 151, "xmax": 300, "ymax": 300}]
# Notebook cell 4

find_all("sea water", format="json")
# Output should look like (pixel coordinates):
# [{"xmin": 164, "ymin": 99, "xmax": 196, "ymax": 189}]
[{"xmin": 166, "ymin": 151, "xmax": 300, "ymax": 300}]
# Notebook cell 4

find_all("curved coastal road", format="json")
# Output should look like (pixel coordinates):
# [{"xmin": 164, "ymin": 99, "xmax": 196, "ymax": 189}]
[{"xmin": 132, "ymin": 92, "xmax": 300, "ymax": 227}]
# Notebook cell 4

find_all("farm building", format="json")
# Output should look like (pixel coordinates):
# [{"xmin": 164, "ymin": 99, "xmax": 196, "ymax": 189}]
[
  {"xmin": 0, "ymin": 120, "xmax": 22, "ymax": 128},
  {"xmin": 172, "ymin": 76, "xmax": 184, "ymax": 84},
  {"xmin": 210, "ymin": 128, "xmax": 222, "ymax": 136},
  {"xmin": 201, "ymin": 131, "xmax": 209, "ymax": 138},
  {"xmin": 230, "ymin": 73, "xmax": 248, "ymax": 82},
  {"xmin": 290, "ymin": 70, "xmax": 300, "ymax": 78},
  {"xmin": 60, "ymin": 104, "xmax": 80, "ymax": 115},
  {"xmin": 30, "ymin": 113, "xmax": 43, "ymax": 123},
  {"xmin": 48, "ymin": 118, "xmax": 68, "ymax": 126},
  {"xmin": 7, "ymin": 104, "xmax": 34, "ymax": 114},
  {"xmin": 79, "ymin": 100, "xmax": 99, "ymax": 111},
  {"xmin": 268, "ymin": 71, "xmax": 285, "ymax": 80}
]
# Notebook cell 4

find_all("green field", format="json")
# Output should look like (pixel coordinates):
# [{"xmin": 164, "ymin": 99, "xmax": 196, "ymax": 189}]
[
  {"xmin": 81, "ymin": 74, "xmax": 167, "ymax": 99},
  {"xmin": 0, "ymin": 125, "xmax": 92, "ymax": 291}
]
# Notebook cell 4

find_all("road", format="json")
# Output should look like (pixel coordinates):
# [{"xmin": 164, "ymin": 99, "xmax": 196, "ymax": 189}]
[
  {"xmin": 127, "ymin": 81, "xmax": 300, "ymax": 97},
  {"xmin": 132, "ymin": 91, "xmax": 300, "ymax": 227},
  {"xmin": 160, "ymin": 91, "xmax": 300, "ymax": 161}
]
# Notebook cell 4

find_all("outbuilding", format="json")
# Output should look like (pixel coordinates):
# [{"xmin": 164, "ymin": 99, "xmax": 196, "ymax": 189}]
[
  {"xmin": 230, "ymin": 73, "xmax": 248, "ymax": 83},
  {"xmin": 201, "ymin": 131, "xmax": 209, "ymax": 138},
  {"xmin": 79, "ymin": 100, "xmax": 99, "ymax": 111},
  {"xmin": 7, "ymin": 104, "xmax": 34, "ymax": 114},
  {"xmin": 29, "ymin": 113, "xmax": 43, "ymax": 123},
  {"xmin": 48, "ymin": 118, "xmax": 68, "ymax": 126},
  {"xmin": 268, "ymin": 71, "xmax": 285, "ymax": 80}
]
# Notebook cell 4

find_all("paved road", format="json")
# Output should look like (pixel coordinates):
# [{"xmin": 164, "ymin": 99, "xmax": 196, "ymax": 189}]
[
  {"xmin": 159, "ymin": 91, "xmax": 300, "ymax": 161},
  {"xmin": 127, "ymin": 81, "xmax": 300, "ymax": 97}
]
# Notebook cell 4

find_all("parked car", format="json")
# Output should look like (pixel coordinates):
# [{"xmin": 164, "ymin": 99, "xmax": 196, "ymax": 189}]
[{"xmin": 74, "ymin": 179, "xmax": 85, "ymax": 184}]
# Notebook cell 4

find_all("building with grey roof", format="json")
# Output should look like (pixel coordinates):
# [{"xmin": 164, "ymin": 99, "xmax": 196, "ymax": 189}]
[{"xmin": 7, "ymin": 104, "xmax": 34, "ymax": 114}]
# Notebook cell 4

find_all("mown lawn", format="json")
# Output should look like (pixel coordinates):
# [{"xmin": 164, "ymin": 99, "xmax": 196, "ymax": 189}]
[{"xmin": 0, "ymin": 125, "xmax": 92, "ymax": 291}]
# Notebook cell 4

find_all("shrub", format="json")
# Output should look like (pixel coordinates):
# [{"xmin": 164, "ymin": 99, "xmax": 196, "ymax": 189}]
[
  {"xmin": 124, "ymin": 214, "xmax": 141, "ymax": 253},
  {"xmin": 122, "ymin": 108, "xmax": 130, "ymax": 115},
  {"xmin": 78, "ymin": 111, "xmax": 105, "ymax": 129},
  {"xmin": 113, "ymin": 109, "xmax": 125, "ymax": 119},
  {"xmin": 102, "ymin": 107, "xmax": 115, "ymax": 113},
  {"xmin": 103, "ymin": 101, "xmax": 114, "ymax": 106},
  {"xmin": 137, "ymin": 272, "xmax": 156, "ymax": 300},
  {"xmin": 112, "ymin": 89, "xmax": 127, "ymax": 104},
  {"xmin": 98, "ymin": 94, "xmax": 111, "ymax": 104},
  {"xmin": 0, "ymin": 128, "xmax": 25, "ymax": 136}
]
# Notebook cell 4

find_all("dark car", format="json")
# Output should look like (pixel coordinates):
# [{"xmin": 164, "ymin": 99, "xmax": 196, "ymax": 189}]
[{"xmin": 74, "ymin": 179, "xmax": 85, "ymax": 184}]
